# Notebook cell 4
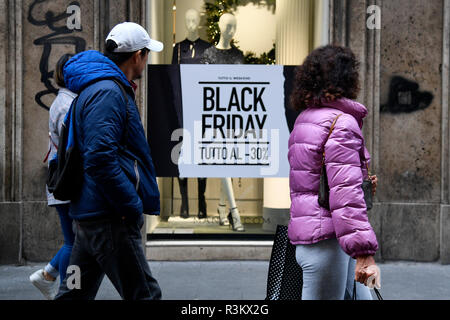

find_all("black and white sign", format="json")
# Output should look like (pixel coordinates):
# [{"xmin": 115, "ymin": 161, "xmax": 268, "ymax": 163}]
[{"xmin": 147, "ymin": 65, "xmax": 299, "ymax": 178}]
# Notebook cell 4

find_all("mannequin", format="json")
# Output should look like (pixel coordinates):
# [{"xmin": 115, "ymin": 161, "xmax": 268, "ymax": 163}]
[
  {"xmin": 201, "ymin": 13, "xmax": 245, "ymax": 232},
  {"xmin": 172, "ymin": 9, "xmax": 212, "ymax": 219},
  {"xmin": 172, "ymin": 9, "xmax": 212, "ymax": 65},
  {"xmin": 201, "ymin": 13, "xmax": 244, "ymax": 65}
]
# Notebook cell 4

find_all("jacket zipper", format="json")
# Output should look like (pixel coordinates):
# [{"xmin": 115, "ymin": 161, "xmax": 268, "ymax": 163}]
[{"xmin": 134, "ymin": 160, "xmax": 140, "ymax": 192}]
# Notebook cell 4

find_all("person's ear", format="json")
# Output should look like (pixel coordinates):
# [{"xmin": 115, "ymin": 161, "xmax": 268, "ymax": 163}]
[{"xmin": 133, "ymin": 50, "xmax": 142, "ymax": 63}]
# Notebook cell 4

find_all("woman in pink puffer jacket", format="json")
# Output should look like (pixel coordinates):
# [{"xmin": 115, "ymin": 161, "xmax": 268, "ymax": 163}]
[{"xmin": 288, "ymin": 45, "xmax": 379, "ymax": 300}]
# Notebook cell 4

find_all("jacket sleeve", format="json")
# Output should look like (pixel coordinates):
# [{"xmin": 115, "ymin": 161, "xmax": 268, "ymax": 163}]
[
  {"xmin": 325, "ymin": 116, "xmax": 378, "ymax": 258},
  {"xmin": 81, "ymin": 85, "xmax": 143, "ymax": 217},
  {"xmin": 361, "ymin": 146, "xmax": 371, "ymax": 179}
]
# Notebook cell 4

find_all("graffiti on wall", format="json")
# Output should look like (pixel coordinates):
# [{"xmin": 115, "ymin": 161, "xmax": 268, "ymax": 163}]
[
  {"xmin": 381, "ymin": 76, "xmax": 434, "ymax": 113},
  {"xmin": 28, "ymin": 0, "xmax": 86, "ymax": 110}
]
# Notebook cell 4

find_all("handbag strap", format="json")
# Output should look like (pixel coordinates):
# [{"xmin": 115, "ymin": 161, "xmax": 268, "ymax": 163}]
[
  {"xmin": 326, "ymin": 114, "xmax": 343, "ymax": 142},
  {"xmin": 323, "ymin": 114, "xmax": 372, "ymax": 177},
  {"xmin": 322, "ymin": 114, "xmax": 343, "ymax": 164},
  {"xmin": 374, "ymin": 288, "xmax": 383, "ymax": 300},
  {"xmin": 43, "ymin": 133, "xmax": 60, "ymax": 163},
  {"xmin": 353, "ymin": 280, "xmax": 383, "ymax": 300}
]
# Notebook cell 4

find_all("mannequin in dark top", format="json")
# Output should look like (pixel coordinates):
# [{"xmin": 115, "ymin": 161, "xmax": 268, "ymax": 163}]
[
  {"xmin": 201, "ymin": 13, "xmax": 244, "ymax": 65},
  {"xmin": 201, "ymin": 46, "xmax": 244, "ymax": 64},
  {"xmin": 201, "ymin": 13, "xmax": 245, "ymax": 232},
  {"xmin": 172, "ymin": 39, "xmax": 211, "ymax": 65},
  {"xmin": 172, "ymin": 8, "xmax": 210, "ymax": 220},
  {"xmin": 172, "ymin": 8, "xmax": 212, "ymax": 65}
]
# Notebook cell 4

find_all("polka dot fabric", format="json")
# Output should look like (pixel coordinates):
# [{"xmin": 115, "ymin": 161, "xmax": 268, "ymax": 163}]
[{"xmin": 265, "ymin": 225, "xmax": 303, "ymax": 300}]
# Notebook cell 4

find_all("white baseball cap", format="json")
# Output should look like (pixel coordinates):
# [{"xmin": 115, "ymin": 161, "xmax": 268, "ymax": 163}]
[{"xmin": 106, "ymin": 22, "xmax": 164, "ymax": 53}]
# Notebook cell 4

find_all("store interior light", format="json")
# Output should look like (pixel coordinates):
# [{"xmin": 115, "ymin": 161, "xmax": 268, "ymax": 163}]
[{"xmin": 173, "ymin": 5, "xmax": 176, "ymax": 11}]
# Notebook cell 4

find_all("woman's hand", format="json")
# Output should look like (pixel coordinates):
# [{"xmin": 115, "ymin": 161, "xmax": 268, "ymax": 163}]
[
  {"xmin": 370, "ymin": 175, "xmax": 378, "ymax": 195},
  {"xmin": 355, "ymin": 255, "xmax": 377, "ymax": 285}
]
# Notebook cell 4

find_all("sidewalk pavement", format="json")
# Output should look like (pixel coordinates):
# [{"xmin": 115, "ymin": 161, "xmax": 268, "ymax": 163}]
[{"xmin": 1, "ymin": 261, "xmax": 450, "ymax": 300}]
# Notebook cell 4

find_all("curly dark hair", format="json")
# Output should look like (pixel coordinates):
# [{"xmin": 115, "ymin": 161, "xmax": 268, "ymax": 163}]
[{"xmin": 290, "ymin": 45, "xmax": 360, "ymax": 111}]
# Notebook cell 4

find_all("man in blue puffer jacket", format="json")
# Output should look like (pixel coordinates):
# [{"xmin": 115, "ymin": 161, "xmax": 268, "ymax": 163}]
[{"xmin": 55, "ymin": 22, "xmax": 163, "ymax": 300}]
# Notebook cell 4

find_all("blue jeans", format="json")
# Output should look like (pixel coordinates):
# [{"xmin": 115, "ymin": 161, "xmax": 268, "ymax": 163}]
[
  {"xmin": 296, "ymin": 238, "xmax": 373, "ymax": 300},
  {"xmin": 48, "ymin": 204, "xmax": 74, "ymax": 284}
]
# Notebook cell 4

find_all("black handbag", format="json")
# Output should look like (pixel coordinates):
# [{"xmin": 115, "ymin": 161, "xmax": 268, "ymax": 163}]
[
  {"xmin": 318, "ymin": 114, "xmax": 373, "ymax": 211},
  {"xmin": 265, "ymin": 225, "xmax": 303, "ymax": 300},
  {"xmin": 318, "ymin": 115, "xmax": 342, "ymax": 210},
  {"xmin": 361, "ymin": 163, "xmax": 373, "ymax": 211}
]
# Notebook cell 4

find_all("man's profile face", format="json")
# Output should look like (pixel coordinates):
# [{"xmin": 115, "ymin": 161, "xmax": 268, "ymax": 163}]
[{"xmin": 133, "ymin": 50, "xmax": 149, "ymax": 80}]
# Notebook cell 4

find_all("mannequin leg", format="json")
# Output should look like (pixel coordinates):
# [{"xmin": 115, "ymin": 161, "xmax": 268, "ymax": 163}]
[
  {"xmin": 197, "ymin": 178, "xmax": 207, "ymax": 219},
  {"xmin": 219, "ymin": 180, "xmax": 227, "ymax": 206},
  {"xmin": 221, "ymin": 178, "xmax": 245, "ymax": 232},
  {"xmin": 217, "ymin": 179, "xmax": 229, "ymax": 226},
  {"xmin": 222, "ymin": 178, "xmax": 237, "ymax": 208},
  {"xmin": 178, "ymin": 178, "xmax": 189, "ymax": 219}
]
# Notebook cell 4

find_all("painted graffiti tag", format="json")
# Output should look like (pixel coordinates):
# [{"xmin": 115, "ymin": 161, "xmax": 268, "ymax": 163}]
[
  {"xmin": 28, "ymin": 0, "xmax": 86, "ymax": 110},
  {"xmin": 381, "ymin": 76, "xmax": 434, "ymax": 113}
]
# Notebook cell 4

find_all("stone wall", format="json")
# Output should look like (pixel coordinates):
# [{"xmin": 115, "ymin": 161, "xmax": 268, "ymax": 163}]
[
  {"xmin": 0, "ymin": 0, "xmax": 147, "ymax": 264},
  {"xmin": 330, "ymin": 0, "xmax": 450, "ymax": 263}
]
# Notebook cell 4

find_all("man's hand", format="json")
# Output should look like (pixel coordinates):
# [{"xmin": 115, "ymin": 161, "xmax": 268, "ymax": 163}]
[{"xmin": 370, "ymin": 175, "xmax": 378, "ymax": 195}]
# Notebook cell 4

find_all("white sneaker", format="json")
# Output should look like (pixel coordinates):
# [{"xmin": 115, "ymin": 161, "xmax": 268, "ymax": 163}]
[{"xmin": 29, "ymin": 269, "xmax": 59, "ymax": 300}]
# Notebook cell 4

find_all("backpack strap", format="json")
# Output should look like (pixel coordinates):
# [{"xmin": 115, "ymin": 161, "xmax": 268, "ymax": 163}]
[
  {"xmin": 43, "ymin": 133, "xmax": 59, "ymax": 163},
  {"xmin": 68, "ymin": 95, "xmax": 80, "ymax": 148}
]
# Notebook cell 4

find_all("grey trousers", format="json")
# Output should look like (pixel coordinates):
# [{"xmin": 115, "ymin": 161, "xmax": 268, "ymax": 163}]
[{"xmin": 296, "ymin": 238, "xmax": 373, "ymax": 300}]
